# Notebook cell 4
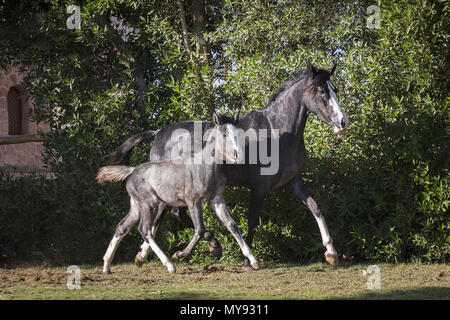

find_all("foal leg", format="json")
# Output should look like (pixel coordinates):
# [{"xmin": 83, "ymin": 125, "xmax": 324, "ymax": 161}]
[
  {"xmin": 137, "ymin": 206, "xmax": 222, "ymax": 263},
  {"xmin": 172, "ymin": 202, "xmax": 205, "ymax": 259},
  {"xmin": 103, "ymin": 198, "xmax": 140, "ymax": 273},
  {"xmin": 135, "ymin": 202, "xmax": 167, "ymax": 267},
  {"xmin": 171, "ymin": 207, "xmax": 194, "ymax": 228},
  {"xmin": 211, "ymin": 196, "xmax": 259, "ymax": 269},
  {"xmin": 289, "ymin": 176, "xmax": 339, "ymax": 266},
  {"xmin": 173, "ymin": 207, "xmax": 222, "ymax": 258},
  {"xmin": 146, "ymin": 230, "xmax": 176, "ymax": 274},
  {"xmin": 176, "ymin": 207, "xmax": 222, "ymax": 259},
  {"xmin": 138, "ymin": 201, "xmax": 175, "ymax": 274},
  {"xmin": 169, "ymin": 207, "xmax": 222, "ymax": 259}
]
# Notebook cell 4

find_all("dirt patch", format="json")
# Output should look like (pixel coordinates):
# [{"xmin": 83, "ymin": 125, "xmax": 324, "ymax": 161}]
[
  {"xmin": 0, "ymin": 262, "xmax": 251, "ymax": 291},
  {"xmin": 0, "ymin": 267, "xmax": 67, "ymax": 287},
  {"xmin": 202, "ymin": 265, "xmax": 223, "ymax": 274}
]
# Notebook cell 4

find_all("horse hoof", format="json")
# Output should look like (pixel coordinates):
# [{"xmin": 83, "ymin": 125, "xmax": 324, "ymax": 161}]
[
  {"xmin": 251, "ymin": 262, "xmax": 260, "ymax": 270},
  {"xmin": 172, "ymin": 251, "xmax": 183, "ymax": 259},
  {"xmin": 325, "ymin": 252, "xmax": 339, "ymax": 266},
  {"xmin": 135, "ymin": 254, "xmax": 145, "ymax": 268},
  {"xmin": 241, "ymin": 265, "xmax": 253, "ymax": 271},
  {"xmin": 168, "ymin": 265, "xmax": 176, "ymax": 274},
  {"xmin": 103, "ymin": 269, "xmax": 112, "ymax": 274},
  {"xmin": 209, "ymin": 246, "xmax": 223, "ymax": 259}
]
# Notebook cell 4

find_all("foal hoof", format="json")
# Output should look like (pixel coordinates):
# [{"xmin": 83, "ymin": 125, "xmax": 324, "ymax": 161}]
[
  {"xmin": 251, "ymin": 262, "xmax": 260, "ymax": 270},
  {"xmin": 325, "ymin": 252, "xmax": 339, "ymax": 266},
  {"xmin": 135, "ymin": 254, "xmax": 145, "ymax": 268}
]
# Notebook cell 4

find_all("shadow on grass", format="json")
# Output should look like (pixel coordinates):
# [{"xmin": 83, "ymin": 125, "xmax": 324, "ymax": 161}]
[
  {"xmin": 336, "ymin": 286, "xmax": 450, "ymax": 300},
  {"xmin": 161, "ymin": 287, "xmax": 450, "ymax": 300},
  {"xmin": 161, "ymin": 291, "xmax": 223, "ymax": 300}
]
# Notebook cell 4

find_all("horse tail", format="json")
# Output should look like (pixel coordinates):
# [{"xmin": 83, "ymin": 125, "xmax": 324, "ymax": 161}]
[
  {"xmin": 96, "ymin": 165, "xmax": 135, "ymax": 184},
  {"xmin": 110, "ymin": 130, "xmax": 159, "ymax": 164}
]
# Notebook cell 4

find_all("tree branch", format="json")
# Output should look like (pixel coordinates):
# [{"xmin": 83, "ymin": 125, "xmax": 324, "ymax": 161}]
[
  {"xmin": 177, "ymin": 0, "xmax": 194, "ymax": 58},
  {"xmin": 192, "ymin": 0, "xmax": 210, "ymax": 65}
]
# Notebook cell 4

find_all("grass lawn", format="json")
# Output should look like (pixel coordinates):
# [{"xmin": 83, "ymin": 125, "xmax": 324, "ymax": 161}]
[{"xmin": 0, "ymin": 261, "xmax": 449, "ymax": 300}]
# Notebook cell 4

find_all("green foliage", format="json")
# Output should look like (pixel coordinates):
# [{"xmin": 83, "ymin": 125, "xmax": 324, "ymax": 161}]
[{"xmin": 0, "ymin": 0, "xmax": 448, "ymax": 265}]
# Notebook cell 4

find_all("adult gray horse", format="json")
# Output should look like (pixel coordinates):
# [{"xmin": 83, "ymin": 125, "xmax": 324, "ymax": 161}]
[{"xmin": 112, "ymin": 62, "xmax": 349, "ymax": 267}]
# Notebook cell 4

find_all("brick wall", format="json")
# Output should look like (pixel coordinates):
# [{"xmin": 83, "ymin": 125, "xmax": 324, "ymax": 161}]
[{"xmin": 0, "ymin": 65, "xmax": 48, "ymax": 169}]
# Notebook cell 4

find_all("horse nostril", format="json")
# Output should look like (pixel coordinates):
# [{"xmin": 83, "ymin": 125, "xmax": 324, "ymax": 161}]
[
  {"xmin": 341, "ymin": 118, "xmax": 347, "ymax": 129},
  {"xmin": 234, "ymin": 150, "xmax": 238, "ymax": 159}
]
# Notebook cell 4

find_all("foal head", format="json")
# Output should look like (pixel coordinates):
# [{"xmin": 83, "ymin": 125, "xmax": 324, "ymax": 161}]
[
  {"xmin": 212, "ymin": 111, "xmax": 242, "ymax": 164},
  {"xmin": 302, "ymin": 62, "xmax": 350, "ymax": 133}
]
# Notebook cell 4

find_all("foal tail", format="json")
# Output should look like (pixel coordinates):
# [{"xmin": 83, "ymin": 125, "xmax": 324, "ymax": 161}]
[
  {"xmin": 110, "ymin": 130, "xmax": 159, "ymax": 164},
  {"xmin": 96, "ymin": 165, "xmax": 135, "ymax": 184}
]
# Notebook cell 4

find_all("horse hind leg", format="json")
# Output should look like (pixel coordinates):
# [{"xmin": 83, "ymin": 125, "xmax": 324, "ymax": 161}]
[
  {"xmin": 135, "ymin": 227, "xmax": 157, "ymax": 268},
  {"xmin": 241, "ymin": 188, "xmax": 267, "ymax": 268},
  {"xmin": 138, "ymin": 201, "xmax": 175, "ymax": 274},
  {"xmin": 146, "ymin": 231, "xmax": 176, "ymax": 274},
  {"xmin": 204, "ymin": 231, "xmax": 222, "ymax": 259},
  {"xmin": 135, "ymin": 202, "xmax": 167, "ymax": 267},
  {"xmin": 103, "ymin": 198, "xmax": 140, "ymax": 273}
]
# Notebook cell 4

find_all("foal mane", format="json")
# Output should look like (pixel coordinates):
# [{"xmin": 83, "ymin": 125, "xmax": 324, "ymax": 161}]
[{"xmin": 215, "ymin": 114, "xmax": 237, "ymax": 125}]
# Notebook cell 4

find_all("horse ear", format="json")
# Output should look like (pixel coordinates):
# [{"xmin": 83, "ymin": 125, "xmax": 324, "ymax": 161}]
[
  {"xmin": 213, "ymin": 112, "xmax": 219, "ymax": 126},
  {"xmin": 306, "ymin": 61, "xmax": 318, "ymax": 77},
  {"xmin": 327, "ymin": 64, "xmax": 337, "ymax": 76}
]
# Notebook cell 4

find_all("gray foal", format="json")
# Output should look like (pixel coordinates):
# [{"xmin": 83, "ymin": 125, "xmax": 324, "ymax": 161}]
[{"xmin": 97, "ymin": 113, "xmax": 258, "ymax": 273}]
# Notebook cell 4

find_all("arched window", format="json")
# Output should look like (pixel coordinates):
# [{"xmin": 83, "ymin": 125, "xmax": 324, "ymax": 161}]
[{"xmin": 7, "ymin": 87, "xmax": 23, "ymax": 135}]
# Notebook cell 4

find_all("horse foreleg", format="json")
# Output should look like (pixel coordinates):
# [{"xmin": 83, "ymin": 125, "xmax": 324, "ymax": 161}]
[
  {"xmin": 290, "ymin": 176, "xmax": 339, "ymax": 266},
  {"xmin": 172, "ymin": 207, "xmax": 223, "ymax": 259},
  {"xmin": 171, "ymin": 202, "xmax": 204, "ymax": 259},
  {"xmin": 211, "ymin": 196, "xmax": 259, "ymax": 269}
]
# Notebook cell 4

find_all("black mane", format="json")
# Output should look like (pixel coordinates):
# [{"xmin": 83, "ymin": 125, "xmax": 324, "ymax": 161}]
[
  {"xmin": 267, "ymin": 69, "xmax": 307, "ymax": 106},
  {"xmin": 304, "ymin": 69, "xmax": 331, "ymax": 95},
  {"xmin": 266, "ymin": 66, "xmax": 332, "ymax": 108}
]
